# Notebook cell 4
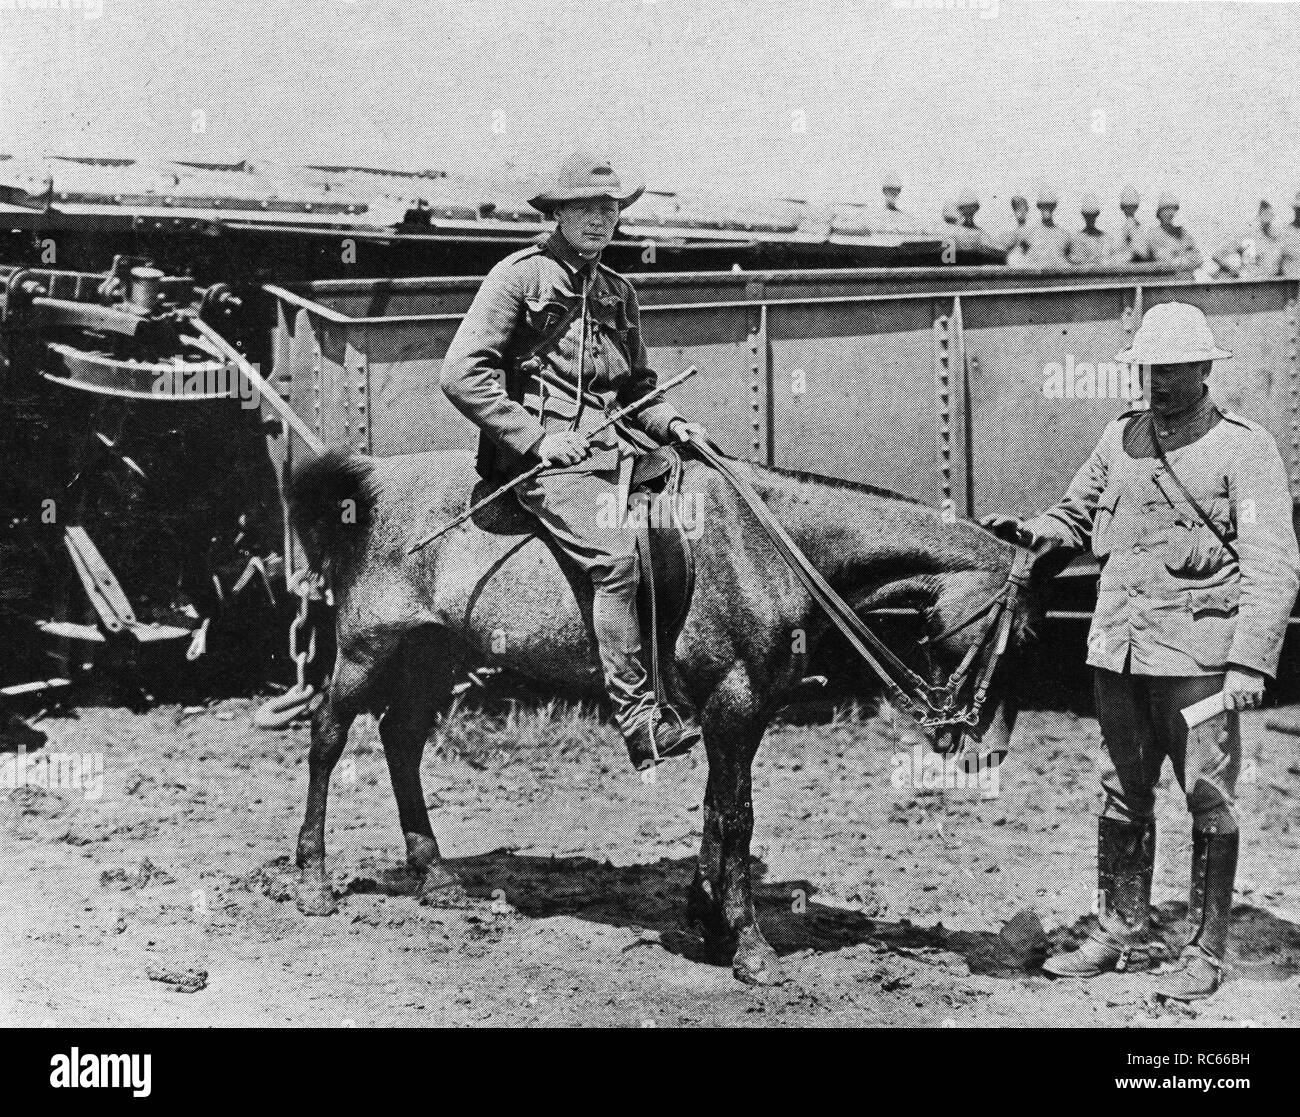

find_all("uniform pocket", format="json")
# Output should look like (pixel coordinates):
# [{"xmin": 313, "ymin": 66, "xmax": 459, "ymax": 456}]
[
  {"xmin": 522, "ymin": 297, "xmax": 573, "ymax": 342},
  {"xmin": 1163, "ymin": 520, "xmax": 1231, "ymax": 577},
  {"xmin": 1188, "ymin": 582, "xmax": 1240, "ymax": 619},
  {"xmin": 1184, "ymin": 583, "xmax": 1240, "ymax": 669},
  {"xmin": 591, "ymin": 294, "xmax": 631, "ymax": 349}
]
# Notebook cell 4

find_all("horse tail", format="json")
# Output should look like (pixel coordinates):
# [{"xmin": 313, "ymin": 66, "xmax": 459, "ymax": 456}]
[{"xmin": 287, "ymin": 449, "xmax": 376, "ymax": 586}]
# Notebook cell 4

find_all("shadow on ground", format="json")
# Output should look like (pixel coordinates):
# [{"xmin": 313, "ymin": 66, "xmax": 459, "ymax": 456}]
[
  {"xmin": 347, "ymin": 849, "xmax": 1060, "ymax": 977},
  {"xmin": 340, "ymin": 848, "xmax": 1300, "ymax": 985}
]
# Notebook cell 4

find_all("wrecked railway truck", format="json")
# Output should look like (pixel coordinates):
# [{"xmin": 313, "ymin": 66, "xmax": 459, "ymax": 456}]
[{"xmin": 3, "ymin": 154, "xmax": 1296, "ymax": 704}]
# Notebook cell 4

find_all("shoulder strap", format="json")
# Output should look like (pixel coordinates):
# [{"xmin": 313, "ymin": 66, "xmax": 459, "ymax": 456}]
[{"xmin": 1148, "ymin": 424, "xmax": 1239, "ymax": 562}]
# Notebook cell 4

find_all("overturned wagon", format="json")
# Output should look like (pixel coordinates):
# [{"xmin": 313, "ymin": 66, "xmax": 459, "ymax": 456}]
[
  {"xmin": 4, "ymin": 250, "xmax": 1299, "ymax": 697},
  {"xmin": 266, "ymin": 266, "xmax": 1300, "ymax": 568}
]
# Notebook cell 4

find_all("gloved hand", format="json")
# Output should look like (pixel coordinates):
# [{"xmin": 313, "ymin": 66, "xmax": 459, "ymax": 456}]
[
  {"xmin": 1223, "ymin": 666, "xmax": 1266, "ymax": 710},
  {"xmin": 538, "ymin": 431, "xmax": 590, "ymax": 467},
  {"xmin": 980, "ymin": 513, "xmax": 1039, "ymax": 548}
]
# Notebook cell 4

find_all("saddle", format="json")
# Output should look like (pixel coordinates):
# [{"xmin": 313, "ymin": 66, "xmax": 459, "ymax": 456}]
[{"xmin": 626, "ymin": 445, "xmax": 696, "ymax": 714}]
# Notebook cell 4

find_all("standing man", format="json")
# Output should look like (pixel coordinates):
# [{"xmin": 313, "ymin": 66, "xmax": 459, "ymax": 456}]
[
  {"xmin": 955, "ymin": 189, "xmax": 984, "ymax": 234},
  {"xmin": 1147, "ymin": 192, "xmax": 1202, "ymax": 271},
  {"xmin": 996, "ymin": 195, "xmax": 1031, "ymax": 263},
  {"xmin": 1067, "ymin": 194, "xmax": 1110, "ymax": 266},
  {"xmin": 1021, "ymin": 189, "xmax": 1073, "ymax": 267},
  {"xmin": 984, "ymin": 304, "xmax": 1299, "ymax": 1000},
  {"xmin": 881, "ymin": 171, "xmax": 906, "ymax": 217},
  {"xmin": 1212, "ymin": 200, "xmax": 1300, "ymax": 279},
  {"xmin": 876, "ymin": 171, "xmax": 920, "ymax": 234},
  {"xmin": 1109, "ymin": 185, "xmax": 1153, "ymax": 264},
  {"xmin": 440, "ymin": 152, "xmax": 707, "ymax": 772}
]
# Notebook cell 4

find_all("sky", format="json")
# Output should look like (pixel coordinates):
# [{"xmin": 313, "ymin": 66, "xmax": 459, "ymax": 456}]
[{"xmin": 2, "ymin": 0, "xmax": 1299, "ymax": 244}]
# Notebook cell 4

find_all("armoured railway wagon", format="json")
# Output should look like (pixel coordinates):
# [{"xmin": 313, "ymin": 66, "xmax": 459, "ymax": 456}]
[{"xmin": 3, "ymin": 219, "xmax": 1297, "ymax": 697}]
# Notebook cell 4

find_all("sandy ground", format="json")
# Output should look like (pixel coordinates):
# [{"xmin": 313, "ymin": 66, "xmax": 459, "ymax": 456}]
[{"xmin": 3, "ymin": 697, "xmax": 1300, "ymax": 1028}]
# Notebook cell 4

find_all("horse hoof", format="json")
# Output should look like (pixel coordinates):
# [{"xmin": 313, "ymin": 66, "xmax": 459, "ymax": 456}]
[
  {"xmin": 733, "ymin": 939, "xmax": 784, "ymax": 986},
  {"xmin": 296, "ymin": 880, "xmax": 338, "ymax": 917}
]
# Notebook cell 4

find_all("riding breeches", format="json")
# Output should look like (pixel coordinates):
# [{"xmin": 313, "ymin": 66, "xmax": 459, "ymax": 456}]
[
  {"xmin": 1093, "ymin": 668, "xmax": 1240, "ymax": 835},
  {"xmin": 515, "ymin": 466, "xmax": 656, "ymax": 736}
]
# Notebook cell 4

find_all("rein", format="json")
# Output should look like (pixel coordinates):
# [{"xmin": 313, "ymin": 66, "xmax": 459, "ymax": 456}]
[{"xmin": 687, "ymin": 435, "xmax": 1033, "ymax": 737}]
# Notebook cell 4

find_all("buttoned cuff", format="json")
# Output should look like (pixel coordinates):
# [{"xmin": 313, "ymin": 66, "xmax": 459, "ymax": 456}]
[
  {"xmin": 494, "ymin": 412, "xmax": 549, "ymax": 459},
  {"xmin": 633, "ymin": 401, "xmax": 680, "ymax": 443},
  {"xmin": 1227, "ymin": 629, "xmax": 1285, "ymax": 680},
  {"xmin": 1021, "ymin": 514, "xmax": 1077, "ymax": 548}
]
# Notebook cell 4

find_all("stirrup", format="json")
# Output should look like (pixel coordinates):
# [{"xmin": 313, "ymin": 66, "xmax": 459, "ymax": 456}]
[{"xmin": 623, "ymin": 707, "xmax": 702, "ymax": 772}]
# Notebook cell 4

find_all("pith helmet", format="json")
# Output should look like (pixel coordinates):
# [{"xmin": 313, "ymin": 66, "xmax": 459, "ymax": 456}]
[
  {"xmin": 1037, "ymin": 188, "xmax": 1058, "ymax": 207},
  {"xmin": 1115, "ymin": 302, "xmax": 1232, "ymax": 365},
  {"xmin": 1157, "ymin": 191, "xmax": 1180, "ymax": 212},
  {"xmin": 528, "ymin": 152, "xmax": 645, "ymax": 216},
  {"xmin": 955, "ymin": 189, "xmax": 979, "ymax": 210},
  {"xmin": 1120, "ymin": 185, "xmax": 1140, "ymax": 207},
  {"xmin": 1080, "ymin": 193, "xmax": 1101, "ymax": 215},
  {"xmin": 882, "ymin": 171, "xmax": 903, "ymax": 192}
]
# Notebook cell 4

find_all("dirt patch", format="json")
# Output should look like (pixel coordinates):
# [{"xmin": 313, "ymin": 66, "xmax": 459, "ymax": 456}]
[{"xmin": 2, "ymin": 699, "xmax": 1298, "ymax": 1026}]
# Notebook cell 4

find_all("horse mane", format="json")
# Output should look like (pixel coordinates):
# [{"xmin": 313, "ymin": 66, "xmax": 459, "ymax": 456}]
[{"xmin": 750, "ymin": 462, "xmax": 926, "ymax": 507}]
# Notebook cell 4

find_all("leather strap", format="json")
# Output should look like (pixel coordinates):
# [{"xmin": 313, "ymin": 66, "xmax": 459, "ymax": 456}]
[
  {"xmin": 685, "ymin": 435, "xmax": 932, "ymax": 718},
  {"xmin": 1149, "ymin": 422, "xmax": 1239, "ymax": 562},
  {"xmin": 633, "ymin": 499, "xmax": 667, "ymax": 707}
]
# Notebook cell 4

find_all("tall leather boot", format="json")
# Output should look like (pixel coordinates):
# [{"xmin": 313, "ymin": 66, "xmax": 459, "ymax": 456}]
[
  {"xmin": 1044, "ymin": 817, "xmax": 1155, "ymax": 978},
  {"xmin": 1156, "ymin": 830, "xmax": 1238, "ymax": 1001}
]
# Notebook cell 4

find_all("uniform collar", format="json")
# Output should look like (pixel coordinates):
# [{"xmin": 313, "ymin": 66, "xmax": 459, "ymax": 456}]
[
  {"xmin": 1125, "ymin": 389, "xmax": 1221, "ymax": 458},
  {"xmin": 1152, "ymin": 387, "xmax": 1213, "ymax": 433},
  {"xmin": 545, "ymin": 230, "xmax": 600, "ymax": 282}
]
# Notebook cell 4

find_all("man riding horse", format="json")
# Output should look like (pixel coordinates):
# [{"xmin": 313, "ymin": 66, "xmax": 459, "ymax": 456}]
[{"xmin": 440, "ymin": 152, "xmax": 708, "ymax": 772}]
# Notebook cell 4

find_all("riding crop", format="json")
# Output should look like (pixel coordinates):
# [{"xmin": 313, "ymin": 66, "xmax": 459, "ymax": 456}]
[{"xmin": 407, "ymin": 365, "xmax": 698, "ymax": 554}]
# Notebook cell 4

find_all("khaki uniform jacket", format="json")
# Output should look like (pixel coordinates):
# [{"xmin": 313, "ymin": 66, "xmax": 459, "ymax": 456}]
[
  {"xmin": 1067, "ymin": 228, "xmax": 1111, "ymax": 266},
  {"xmin": 1213, "ymin": 226, "xmax": 1300, "ymax": 279},
  {"xmin": 1021, "ymin": 223, "xmax": 1074, "ymax": 268},
  {"xmin": 1146, "ymin": 224, "xmax": 1202, "ymax": 271},
  {"xmin": 440, "ymin": 231, "xmax": 680, "ymax": 478},
  {"xmin": 1110, "ymin": 217, "xmax": 1153, "ymax": 264},
  {"xmin": 1024, "ymin": 403, "xmax": 1299, "ymax": 678}
]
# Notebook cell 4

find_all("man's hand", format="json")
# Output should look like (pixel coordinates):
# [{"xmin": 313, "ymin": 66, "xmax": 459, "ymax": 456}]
[
  {"xmin": 537, "ymin": 431, "xmax": 590, "ymax": 467},
  {"xmin": 1223, "ymin": 666, "xmax": 1266, "ymax": 711},
  {"xmin": 980, "ymin": 513, "xmax": 1039, "ymax": 548},
  {"xmin": 668, "ymin": 419, "xmax": 708, "ymax": 445}
]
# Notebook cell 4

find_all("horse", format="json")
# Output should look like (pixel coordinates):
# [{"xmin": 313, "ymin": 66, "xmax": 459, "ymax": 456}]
[{"xmin": 286, "ymin": 446, "xmax": 1058, "ymax": 985}]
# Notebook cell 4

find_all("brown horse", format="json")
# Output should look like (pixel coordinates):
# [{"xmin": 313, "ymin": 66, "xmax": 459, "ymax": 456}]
[{"xmin": 287, "ymin": 447, "xmax": 1056, "ymax": 984}]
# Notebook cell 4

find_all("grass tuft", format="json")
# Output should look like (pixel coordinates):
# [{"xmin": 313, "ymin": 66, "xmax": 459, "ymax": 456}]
[{"xmin": 431, "ymin": 697, "xmax": 621, "ymax": 766}]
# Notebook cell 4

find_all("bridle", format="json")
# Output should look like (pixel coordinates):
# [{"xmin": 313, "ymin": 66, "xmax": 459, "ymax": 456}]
[
  {"xmin": 913, "ymin": 545, "xmax": 1035, "ymax": 738},
  {"xmin": 687, "ymin": 436, "xmax": 1035, "ymax": 743}
]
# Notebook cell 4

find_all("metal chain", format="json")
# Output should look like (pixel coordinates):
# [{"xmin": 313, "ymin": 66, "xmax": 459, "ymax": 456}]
[{"xmin": 287, "ymin": 573, "xmax": 319, "ymax": 694}]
